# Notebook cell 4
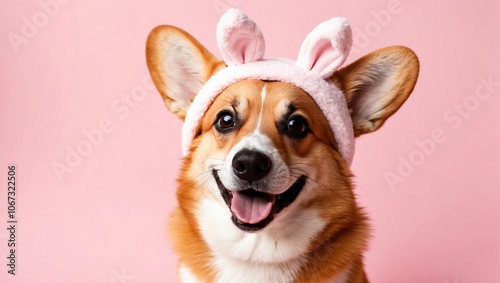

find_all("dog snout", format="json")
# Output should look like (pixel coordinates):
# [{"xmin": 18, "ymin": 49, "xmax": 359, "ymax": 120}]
[{"xmin": 232, "ymin": 149, "xmax": 272, "ymax": 183}]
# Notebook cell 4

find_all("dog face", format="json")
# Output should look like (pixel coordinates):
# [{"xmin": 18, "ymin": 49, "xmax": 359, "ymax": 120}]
[
  {"xmin": 180, "ymin": 79, "xmax": 359, "ymax": 264},
  {"xmin": 146, "ymin": 16, "xmax": 419, "ymax": 275},
  {"xmin": 189, "ymin": 79, "xmax": 350, "ymax": 232}
]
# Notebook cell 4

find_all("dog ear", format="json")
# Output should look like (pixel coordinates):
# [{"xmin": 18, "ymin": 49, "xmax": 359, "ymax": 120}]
[
  {"xmin": 146, "ymin": 25, "xmax": 225, "ymax": 120},
  {"xmin": 331, "ymin": 46, "xmax": 419, "ymax": 137}
]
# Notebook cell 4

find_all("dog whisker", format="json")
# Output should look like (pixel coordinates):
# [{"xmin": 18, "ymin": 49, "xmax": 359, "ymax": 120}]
[{"xmin": 288, "ymin": 166, "xmax": 351, "ymax": 203}]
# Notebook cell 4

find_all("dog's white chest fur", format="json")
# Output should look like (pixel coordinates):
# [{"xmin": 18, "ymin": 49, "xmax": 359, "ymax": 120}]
[
  {"xmin": 180, "ymin": 259, "xmax": 351, "ymax": 283},
  {"xmin": 212, "ymin": 257, "xmax": 303, "ymax": 283},
  {"xmin": 182, "ymin": 197, "xmax": 331, "ymax": 283},
  {"xmin": 179, "ymin": 262, "xmax": 301, "ymax": 283}
]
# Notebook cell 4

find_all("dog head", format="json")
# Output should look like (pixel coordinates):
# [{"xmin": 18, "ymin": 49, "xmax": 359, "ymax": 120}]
[{"xmin": 147, "ymin": 9, "xmax": 418, "ymax": 263}]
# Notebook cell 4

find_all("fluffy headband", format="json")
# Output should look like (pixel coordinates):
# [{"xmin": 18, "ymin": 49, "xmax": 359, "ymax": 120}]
[{"xmin": 182, "ymin": 9, "xmax": 355, "ymax": 166}]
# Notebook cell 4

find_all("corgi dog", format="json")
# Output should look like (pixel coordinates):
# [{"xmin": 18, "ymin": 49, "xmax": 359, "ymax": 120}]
[{"xmin": 146, "ymin": 9, "xmax": 418, "ymax": 283}]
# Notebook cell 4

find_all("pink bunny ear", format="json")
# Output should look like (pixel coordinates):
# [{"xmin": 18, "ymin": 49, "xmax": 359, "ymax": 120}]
[
  {"xmin": 217, "ymin": 8, "xmax": 265, "ymax": 66},
  {"xmin": 296, "ymin": 17, "xmax": 352, "ymax": 79}
]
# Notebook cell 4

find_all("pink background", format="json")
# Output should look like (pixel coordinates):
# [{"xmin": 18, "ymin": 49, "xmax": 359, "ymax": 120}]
[{"xmin": 1, "ymin": 0, "xmax": 499, "ymax": 282}]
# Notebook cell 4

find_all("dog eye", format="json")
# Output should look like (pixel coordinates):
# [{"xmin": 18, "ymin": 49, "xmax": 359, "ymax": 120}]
[
  {"xmin": 287, "ymin": 116, "xmax": 309, "ymax": 138},
  {"xmin": 215, "ymin": 111, "xmax": 236, "ymax": 132}
]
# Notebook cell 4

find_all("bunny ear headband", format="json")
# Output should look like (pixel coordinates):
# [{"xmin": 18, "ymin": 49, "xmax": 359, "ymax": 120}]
[{"xmin": 182, "ymin": 9, "xmax": 355, "ymax": 165}]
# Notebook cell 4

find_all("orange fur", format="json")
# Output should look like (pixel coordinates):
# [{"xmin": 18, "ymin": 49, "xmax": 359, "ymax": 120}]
[{"xmin": 168, "ymin": 154, "xmax": 216, "ymax": 281}]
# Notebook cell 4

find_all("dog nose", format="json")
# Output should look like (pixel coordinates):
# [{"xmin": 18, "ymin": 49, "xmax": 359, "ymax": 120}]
[{"xmin": 232, "ymin": 149, "xmax": 272, "ymax": 182}]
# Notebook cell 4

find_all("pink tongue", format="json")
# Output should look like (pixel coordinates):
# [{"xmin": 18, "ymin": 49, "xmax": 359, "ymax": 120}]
[{"xmin": 231, "ymin": 191, "xmax": 275, "ymax": 224}]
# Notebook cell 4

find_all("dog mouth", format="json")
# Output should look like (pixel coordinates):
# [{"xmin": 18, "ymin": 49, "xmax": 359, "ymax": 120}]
[{"xmin": 213, "ymin": 170, "xmax": 307, "ymax": 232}]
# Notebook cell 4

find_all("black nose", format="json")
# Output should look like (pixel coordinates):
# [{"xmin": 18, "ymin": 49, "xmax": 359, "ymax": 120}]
[{"xmin": 232, "ymin": 149, "xmax": 272, "ymax": 182}]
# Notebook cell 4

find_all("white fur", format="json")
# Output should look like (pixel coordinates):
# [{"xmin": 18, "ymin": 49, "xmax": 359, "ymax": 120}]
[
  {"xmin": 179, "ymin": 264, "xmax": 199, "ymax": 283},
  {"xmin": 196, "ymin": 196, "xmax": 327, "ymax": 282},
  {"xmin": 180, "ymin": 261, "xmax": 351, "ymax": 283},
  {"xmin": 256, "ymin": 84, "xmax": 266, "ymax": 130},
  {"xmin": 212, "ymin": 255, "xmax": 303, "ymax": 283}
]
